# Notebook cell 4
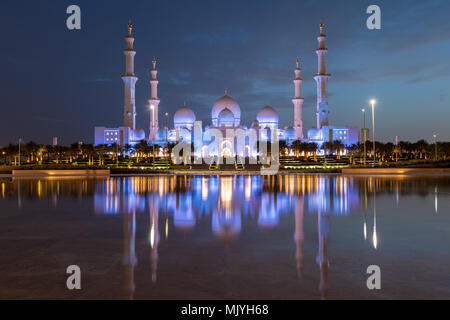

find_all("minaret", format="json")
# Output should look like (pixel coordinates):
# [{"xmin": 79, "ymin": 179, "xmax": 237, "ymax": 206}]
[
  {"xmin": 122, "ymin": 19, "xmax": 138, "ymax": 130},
  {"xmin": 293, "ymin": 57, "xmax": 305, "ymax": 139},
  {"xmin": 149, "ymin": 58, "xmax": 160, "ymax": 142},
  {"xmin": 314, "ymin": 18, "xmax": 331, "ymax": 129}
]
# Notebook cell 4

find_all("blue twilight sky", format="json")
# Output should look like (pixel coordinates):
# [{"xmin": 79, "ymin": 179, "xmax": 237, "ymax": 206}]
[{"xmin": 0, "ymin": 0, "xmax": 449, "ymax": 146}]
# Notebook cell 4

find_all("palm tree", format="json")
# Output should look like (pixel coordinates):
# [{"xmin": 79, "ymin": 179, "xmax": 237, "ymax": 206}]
[
  {"xmin": 124, "ymin": 144, "xmax": 133, "ymax": 156},
  {"xmin": 333, "ymin": 140, "xmax": 345, "ymax": 159},
  {"xmin": 307, "ymin": 142, "xmax": 318, "ymax": 161},
  {"xmin": 25, "ymin": 141, "xmax": 39, "ymax": 163},
  {"xmin": 347, "ymin": 144, "xmax": 359, "ymax": 164},
  {"xmin": 414, "ymin": 139, "xmax": 429, "ymax": 160},
  {"xmin": 134, "ymin": 140, "xmax": 149, "ymax": 163},
  {"xmin": 81, "ymin": 144, "xmax": 95, "ymax": 165},
  {"xmin": 279, "ymin": 140, "xmax": 288, "ymax": 156},
  {"xmin": 322, "ymin": 141, "xmax": 333, "ymax": 156},
  {"xmin": 95, "ymin": 144, "xmax": 109, "ymax": 166}
]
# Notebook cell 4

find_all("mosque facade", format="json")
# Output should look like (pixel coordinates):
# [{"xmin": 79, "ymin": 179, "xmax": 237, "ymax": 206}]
[{"xmin": 94, "ymin": 19, "xmax": 358, "ymax": 155}]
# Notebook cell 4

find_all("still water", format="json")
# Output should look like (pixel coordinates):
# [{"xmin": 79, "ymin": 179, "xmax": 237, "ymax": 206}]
[{"xmin": 0, "ymin": 174, "xmax": 449, "ymax": 300}]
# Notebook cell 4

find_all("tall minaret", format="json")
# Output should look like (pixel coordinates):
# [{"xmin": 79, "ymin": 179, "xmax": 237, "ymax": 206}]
[
  {"xmin": 149, "ymin": 58, "xmax": 160, "ymax": 141},
  {"xmin": 314, "ymin": 18, "xmax": 331, "ymax": 129},
  {"xmin": 293, "ymin": 57, "xmax": 305, "ymax": 140},
  {"xmin": 122, "ymin": 19, "xmax": 138, "ymax": 130}
]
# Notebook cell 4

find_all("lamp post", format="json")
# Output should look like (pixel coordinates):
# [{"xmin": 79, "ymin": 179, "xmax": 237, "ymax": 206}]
[
  {"xmin": 18, "ymin": 138, "xmax": 22, "ymax": 166},
  {"xmin": 433, "ymin": 134, "xmax": 438, "ymax": 161},
  {"xmin": 362, "ymin": 108, "xmax": 366, "ymax": 166},
  {"xmin": 370, "ymin": 99, "xmax": 376, "ymax": 166},
  {"xmin": 165, "ymin": 112, "xmax": 169, "ymax": 157},
  {"xmin": 150, "ymin": 104, "xmax": 155, "ymax": 163}
]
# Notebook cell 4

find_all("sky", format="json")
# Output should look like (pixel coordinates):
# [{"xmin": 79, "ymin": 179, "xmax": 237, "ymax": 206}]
[{"xmin": 0, "ymin": 0, "xmax": 449, "ymax": 146}]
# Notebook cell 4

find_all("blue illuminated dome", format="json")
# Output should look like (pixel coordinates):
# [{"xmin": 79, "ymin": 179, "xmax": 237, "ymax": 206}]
[
  {"xmin": 256, "ymin": 105, "xmax": 279, "ymax": 127},
  {"xmin": 284, "ymin": 126, "xmax": 296, "ymax": 140},
  {"xmin": 212, "ymin": 92, "xmax": 241, "ymax": 126},
  {"xmin": 174, "ymin": 102, "xmax": 196, "ymax": 128}
]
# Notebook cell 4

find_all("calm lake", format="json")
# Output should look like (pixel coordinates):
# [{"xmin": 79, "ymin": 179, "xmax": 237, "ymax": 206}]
[{"xmin": 0, "ymin": 174, "xmax": 449, "ymax": 300}]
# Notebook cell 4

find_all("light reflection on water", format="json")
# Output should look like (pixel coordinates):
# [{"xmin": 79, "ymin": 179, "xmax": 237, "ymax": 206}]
[{"xmin": 0, "ymin": 175, "xmax": 449, "ymax": 300}]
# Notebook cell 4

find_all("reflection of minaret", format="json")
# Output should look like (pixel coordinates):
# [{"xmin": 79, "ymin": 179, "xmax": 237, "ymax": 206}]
[
  {"xmin": 123, "ymin": 209, "xmax": 137, "ymax": 300},
  {"xmin": 122, "ymin": 19, "xmax": 138, "ymax": 130},
  {"xmin": 363, "ymin": 180, "xmax": 368, "ymax": 241},
  {"xmin": 435, "ymin": 185, "xmax": 438, "ymax": 214},
  {"xmin": 149, "ymin": 196, "xmax": 160, "ymax": 283},
  {"xmin": 314, "ymin": 18, "xmax": 331, "ymax": 129},
  {"xmin": 316, "ymin": 210, "xmax": 330, "ymax": 300},
  {"xmin": 372, "ymin": 190, "xmax": 378, "ymax": 250},
  {"xmin": 149, "ymin": 58, "xmax": 160, "ymax": 141},
  {"xmin": 293, "ymin": 57, "xmax": 305, "ymax": 139},
  {"xmin": 294, "ymin": 197, "xmax": 304, "ymax": 280}
]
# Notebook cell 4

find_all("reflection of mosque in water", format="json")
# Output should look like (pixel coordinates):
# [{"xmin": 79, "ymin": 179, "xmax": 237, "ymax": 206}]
[
  {"xmin": 92, "ymin": 175, "xmax": 361, "ymax": 299},
  {"xmin": 1, "ymin": 175, "xmax": 448, "ymax": 299}
]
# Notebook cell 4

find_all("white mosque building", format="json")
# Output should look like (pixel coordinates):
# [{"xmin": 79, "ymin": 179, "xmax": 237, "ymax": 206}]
[{"xmin": 94, "ymin": 19, "xmax": 358, "ymax": 155}]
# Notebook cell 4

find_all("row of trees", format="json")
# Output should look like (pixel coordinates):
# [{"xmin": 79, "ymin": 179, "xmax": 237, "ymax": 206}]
[
  {"xmin": 1, "ymin": 138, "xmax": 450, "ymax": 166},
  {"xmin": 281, "ymin": 139, "xmax": 450, "ymax": 162}
]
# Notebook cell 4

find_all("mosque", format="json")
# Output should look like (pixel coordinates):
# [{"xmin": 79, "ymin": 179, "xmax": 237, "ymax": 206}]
[{"xmin": 94, "ymin": 19, "xmax": 358, "ymax": 156}]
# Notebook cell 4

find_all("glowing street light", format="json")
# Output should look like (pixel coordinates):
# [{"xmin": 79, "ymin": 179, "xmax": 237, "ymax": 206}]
[
  {"xmin": 362, "ymin": 108, "xmax": 367, "ymax": 166},
  {"xmin": 370, "ymin": 99, "xmax": 376, "ymax": 166},
  {"xmin": 433, "ymin": 134, "xmax": 438, "ymax": 161}
]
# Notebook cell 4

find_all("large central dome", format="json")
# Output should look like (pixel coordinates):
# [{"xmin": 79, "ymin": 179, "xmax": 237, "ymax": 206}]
[{"xmin": 211, "ymin": 91, "xmax": 241, "ymax": 127}]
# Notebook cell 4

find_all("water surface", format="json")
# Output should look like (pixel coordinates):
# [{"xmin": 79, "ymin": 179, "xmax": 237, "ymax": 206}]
[{"xmin": 0, "ymin": 174, "xmax": 449, "ymax": 300}]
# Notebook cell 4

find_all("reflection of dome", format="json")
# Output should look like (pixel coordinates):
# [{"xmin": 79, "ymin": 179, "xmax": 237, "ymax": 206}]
[
  {"xmin": 212, "ymin": 92, "xmax": 241, "ymax": 126},
  {"xmin": 256, "ymin": 105, "xmax": 279, "ymax": 126},
  {"xmin": 217, "ymin": 107, "xmax": 235, "ymax": 127},
  {"xmin": 132, "ymin": 128, "xmax": 146, "ymax": 141},
  {"xmin": 174, "ymin": 102, "xmax": 196, "ymax": 128},
  {"xmin": 212, "ymin": 212, "xmax": 242, "ymax": 242},
  {"xmin": 174, "ymin": 219, "xmax": 196, "ymax": 232}
]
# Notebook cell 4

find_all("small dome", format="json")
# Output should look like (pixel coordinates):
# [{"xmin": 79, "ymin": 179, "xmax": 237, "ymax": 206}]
[
  {"xmin": 156, "ymin": 128, "xmax": 168, "ymax": 141},
  {"xmin": 284, "ymin": 126, "xmax": 296, "ymax": 140},
  {"xmin": 218, "ymin": 107, "xmax": 235, "ymax": 126},
  {"xmin": 132, "ymin": 128, "xmax": 146, "ymax": 141},
  {"xmin": 212, "ymin": 91, "xmax": 241, "ymax": 126},
  {"xmin": 174, "ymin": 103, "xmax": 196, "ymax": 128},
  {"xmin": 257, "ymin": 105, "xmax": 279, "ymax": 125}
]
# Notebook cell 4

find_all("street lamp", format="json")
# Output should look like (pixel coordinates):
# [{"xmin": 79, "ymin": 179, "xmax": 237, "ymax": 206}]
[
  {"xmin": 362, "ymin": 108, "xmax": 366, "ymax": 166},
  {"xmin": 433, "ymin": 134, "xmax": 438, "ymax": 161},
  {"xmin": 150, "ymin": 104, "xmax": 155, "ymax": 163},
  {"xmin": 18, "ymin": 138, "xmax": 22, "ymax": 166},
  {"xmin": 370, "ymin": 99, "xmax": 376, "ymax": 166},
  {"xmin": 165, "ymin": 112, "xmax": 169, "ymax": 157}
]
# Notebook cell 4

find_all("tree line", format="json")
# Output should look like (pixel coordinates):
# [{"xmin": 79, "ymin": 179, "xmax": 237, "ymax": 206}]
[{"xmin": 1, "ymin": 138, "xmax": 449, "ymax": 166}]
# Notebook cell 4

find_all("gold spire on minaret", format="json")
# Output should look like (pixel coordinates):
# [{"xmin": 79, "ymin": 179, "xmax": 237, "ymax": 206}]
[
  {"xmin": 152, "ymin": 57, "xmax": 157, "ymax": 70},
  {"xmin": 296, "ymin": 56, "xmax": 300, "ymax": 68},
  {"xmin": 128, "ymin": 17, "xmax": 133, "ymax": 36},
  {"xmin": 320, "ymin": 17, "xmax": 325, "ymax": 35},
  {"xmin": 225, "ymin": 88, "xmax": 228, "ymax": 96}
]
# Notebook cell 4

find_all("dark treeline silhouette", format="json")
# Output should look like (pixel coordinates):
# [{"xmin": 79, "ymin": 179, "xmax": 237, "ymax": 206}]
[{"xmin": 1, "ymin": 139, "xmax": 449, "ymax": 166}]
